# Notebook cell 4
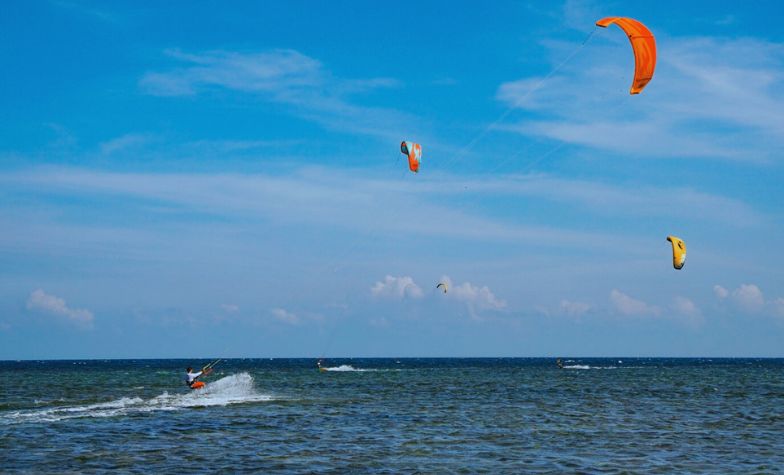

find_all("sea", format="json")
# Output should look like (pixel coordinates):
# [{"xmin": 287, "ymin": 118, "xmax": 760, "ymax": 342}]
[{"xmin": 1, "ymin": 358, "xmax": 783, "ymax": 473}]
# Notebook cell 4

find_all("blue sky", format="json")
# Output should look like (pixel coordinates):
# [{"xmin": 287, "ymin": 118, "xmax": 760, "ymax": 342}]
[{"xmin": 2, "ymin": 0, "xmax": 783, "ymax": 358}]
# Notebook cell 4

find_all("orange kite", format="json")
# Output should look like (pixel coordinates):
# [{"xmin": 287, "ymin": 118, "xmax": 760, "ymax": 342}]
[{"xmin": 596, "ymin": 17, "xmax": 656, "ymax": 94}]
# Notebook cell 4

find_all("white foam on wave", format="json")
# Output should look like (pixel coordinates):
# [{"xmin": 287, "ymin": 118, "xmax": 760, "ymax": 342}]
[
  {"xmin": 323, "ymin": 365, "xmax": 371, "ymax": 372},
  {"xmin": 563, "ymin": 365, "xmax": 618, "ymax": 370},
  {"xmin": 0, "ymin": 373, "xmax": 272, "ymax": 424}
]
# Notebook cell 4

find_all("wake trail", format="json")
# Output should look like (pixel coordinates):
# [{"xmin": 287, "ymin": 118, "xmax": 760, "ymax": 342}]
[
  {"xmin": 563, "ymin": 365, "xmax": 618, "ymax": 370},
  {"xmin": 321, "ymin": 365, "xmax": 374, "ymax": 372},
  {"xmin": 0, "ymin": 373, "xmax": 272, "ymax": 424}
]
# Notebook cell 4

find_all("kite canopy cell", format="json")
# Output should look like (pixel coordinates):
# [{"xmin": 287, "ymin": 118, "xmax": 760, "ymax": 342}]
[{"xmin": 595, "ymin": 17, "xmax": 656, "ymax": 94}]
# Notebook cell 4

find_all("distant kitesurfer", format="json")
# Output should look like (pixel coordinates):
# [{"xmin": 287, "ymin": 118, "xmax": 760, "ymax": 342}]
[
  {"xmin": 317, "ymin": 359, "xmax": 326, "ymax": 372},
  {"xmin": 556, "ymin": 358, "xmax": 564, "ymax": 369},
  {"xmin": 185, "ymin": 365, "xmax": 212, "ymax": 390}
]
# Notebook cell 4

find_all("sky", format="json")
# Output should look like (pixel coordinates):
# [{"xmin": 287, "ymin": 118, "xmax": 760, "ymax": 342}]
[{"xmin": 1, "ymin": 0, "xmax": 783, "ymax": 359}]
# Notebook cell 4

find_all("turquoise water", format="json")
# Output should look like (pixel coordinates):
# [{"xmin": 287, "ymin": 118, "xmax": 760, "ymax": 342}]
[{"xmin": 1, "ymin": 358, "xmax": 783, "ymax": 473}]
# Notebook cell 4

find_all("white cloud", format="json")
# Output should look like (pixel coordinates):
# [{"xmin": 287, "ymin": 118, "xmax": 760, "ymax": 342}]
[
  {"xmin": 715, "ymin": 283, "xmax": 784, "ymax": 319},
  {"xmin": 271, "ymin": 307, "xmax": 299, "ymax": 325},
  {"xmin": 100, "ymin": 133, "xmax": 153, "ymax": 155},
  {"xmin": 438, "ymin": 276, "xmax": 506, "ymax": 320},
  {"xmin": 442, "ymin": 173, "xmax": 763, "ymax": 227},
  {"xmin": 731, "ymin": 283, "xmax": 765, "ymax": 313},
  {"xmin": 497, "ymin": 35, "xmax": 784, "ymax": 163},
  {"xmin": 537, "ymin": 299, "xmax": 592, "ymax": 319},
  {"xmin": 26, "ymin": 289, "xmax": 94, "ymax": 328},
  {"xmin": 673, "ymin": 296, "xmax": 701, "ymax": 317},
  {"xmin": 141, "ymin": 49, "xmax": 322, "ymax": 96},
  {"xmin": 371, "ymin": 275, "xmax": 423, "ymax": 300},
  {"xmin": 713, "ymin": 285, "xmax": 729, "ymax": 300},
  {"xmin": 450, "ymin": 282, "xmax": 506, "ymax": 310},
  {"xmin": 0, "ymin": 167, "xmax": 671, "ymax": 254},
  {"xmin": 559, "ymin": 299, "xmax": 592, "ymax": 317},
  {"xmin": 671, "ymin": 296, "xmax": 704, "ymax": 327},
  {"xmin": 52, "ymin": 1, "xmax": 117, "ymax": 23},
  {"xmin": 556, "ymin": 292, "xmax": 699, "ymax": 325},
  {"xmin": 561, "ymin": 0, "xmax": 603, "ymax": 32},
  {"xmin": 140, "ymin": 49, "xmax": 413, "ymax": 139},
  {"xmin": 221, "ymin": 304, "xmax": 239, "ymax": 313},
  {"xmin": 610, "ymin": 289, "xmax": 660, "ymax": 317},
  {"xmin": 181, "ymin": 139, "xmax": 298, "ymax": 155}
]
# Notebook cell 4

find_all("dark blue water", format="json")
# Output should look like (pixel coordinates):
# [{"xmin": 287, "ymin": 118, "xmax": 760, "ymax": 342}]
[{"xmin": 1, "ymin": 358, "xmax": 783, "ymax": 473}]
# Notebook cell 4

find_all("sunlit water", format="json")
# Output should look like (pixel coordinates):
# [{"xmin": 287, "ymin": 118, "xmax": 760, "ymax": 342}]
[{"xmin": 1, "ymin": 358, "xmax": 782, "ymax": 473}]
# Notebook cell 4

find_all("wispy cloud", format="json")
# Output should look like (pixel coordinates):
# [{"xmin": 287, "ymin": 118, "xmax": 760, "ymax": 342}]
[
  {"xmin": 559, "ymin": 299, "xmax": 592, "ymax": 317},
  {"xmin": 270, "ymin": 307, "xmax": 299, "ymax": 325},
  {"xmin": 543, "ymin": 292, "xmax": 701, "ymax": 325},
  {"xmin": 561, "ymin": 0, "xmax": 605, "ymax": 32},
  {"xmin": 4, "ymin": 165, "xmax": 761, "ymax": 262},
  {"xmin": 429, "ymin": 173, "xmax": 764, "ymax": 227},
  {"xmin": 0, "ymin": 167, "xmax": 653, "ymax": 253},
  {"xmin": 497, "ymin": 35, "xmax": 784, "ymax": 162},
  {"xmin": 45, "ymin": 123, "xmax": 78, "ymax": 150},
  {"xmin": 100, "ymin": 133, "xmax": 154, "ymax": 155},
  {"xmin": 141, "ymin": 49, "xmax": 322, "ymax": 96},
  {"xmin": 52, "ymin": 0, "xmax": 118, "ymax": 23},
  {"xmin": 712, "ymin": 15, "xmax": 736, "ymax": 27},
  {"xmin": 181, "ymin": 139, "xmax": 300, "ymax": 155},
  {"xmin": 140, "ymin": 49, "xmax": 414, "ymax": 139},
  {"xmin": 26, "ymin": 289, "xmax": 94, "ymax": 328}
]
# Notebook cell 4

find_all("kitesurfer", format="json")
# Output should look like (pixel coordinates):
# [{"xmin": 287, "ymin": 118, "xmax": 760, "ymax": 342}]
[
  {"xmin": 556, "ymin": 358, "xmax": 564, "ymax": 369},
  {"xmin": 184, "ymin": 366, "xmax": 212, "ymax": 390}
]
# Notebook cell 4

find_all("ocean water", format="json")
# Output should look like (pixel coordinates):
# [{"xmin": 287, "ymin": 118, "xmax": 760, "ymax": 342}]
[{"xmin": 1, "ymin": 358, "xmax": 783, "ymax": 473}]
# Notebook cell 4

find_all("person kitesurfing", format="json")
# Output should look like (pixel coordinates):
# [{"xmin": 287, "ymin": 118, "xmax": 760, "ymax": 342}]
[
  {"xmin": 184, "ymin": 359, "xmax": 221, "ymax": 389},
  {"xmin": 317, "ymin": 359, "xmax": 327, "ymax": 372},
  {"xmin": 184, "ymin": 366, "xmax": 211, "ymax": 389}
]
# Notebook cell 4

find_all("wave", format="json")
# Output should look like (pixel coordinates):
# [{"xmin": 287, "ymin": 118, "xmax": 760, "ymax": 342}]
[
  {"xmin": 0, "ymin": 373, "xmax": 272, "ymax": 424},
  {"xmin": 322, "ymin": 365, "xmax": 372, "ymax": 372},
  {"xmin": 563, "ymin": 365, "xmax": 618, "ymax": 370}
]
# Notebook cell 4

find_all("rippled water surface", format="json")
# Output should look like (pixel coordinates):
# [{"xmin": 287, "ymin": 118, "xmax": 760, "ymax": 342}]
[{"xmin": 1, "ymin": 358, "xmax": 783, "ymax": 473}]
